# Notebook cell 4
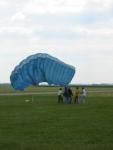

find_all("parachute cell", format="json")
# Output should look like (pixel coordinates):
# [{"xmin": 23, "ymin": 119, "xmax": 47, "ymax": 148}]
[{"xmin": 10, "ymin": 53, "xmax": 75, "ymax": 90}]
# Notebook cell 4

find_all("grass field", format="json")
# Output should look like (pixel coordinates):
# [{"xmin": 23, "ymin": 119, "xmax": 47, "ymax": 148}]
[
  {"xmin": 1, "ymin": 84, "xmax": 113, "ymax": 93},
  {"xmin": 0, "ymin": 88, "xmax": 113, "ymax": 150}
]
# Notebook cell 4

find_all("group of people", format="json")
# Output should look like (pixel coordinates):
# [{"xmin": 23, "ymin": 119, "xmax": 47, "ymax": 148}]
[{"xmin": 57, "ymin": 87, "xmax": 87, "ymax": 104}]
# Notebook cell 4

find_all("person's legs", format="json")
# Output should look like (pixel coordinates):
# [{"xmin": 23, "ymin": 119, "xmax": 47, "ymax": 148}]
[
  {"xmin": 69, "ymin": 97, "xmax": 72, "ymax": 104},
  {"xmin": 63, "ymin": 96, "xmax": 67, "ymax": 103},
  {"xmin": 66, "ymin": 97, "xmax": 69, "ymax": 104},
  {"xmin": 78, "ymin": 95, "xmax": 82, "ymax": 104},
  {"xmin": 82, "ymin": 96, "xmax": 86, "ymax": 103},
  {"xmin": 76, "ymin": 96, "xmax": 79, "ymax": 104},
  {"xmin": 61, "ymin": 96, "xmax": 63, "ymax": 103},
  {"xmin": 64, "ymin": 97, "xmax": 69, "ymax": 104},
  {"xmin": 67, "ymin": 97, "xmax": 70, "ymax": 104},
  {"xmin": 59, "ymin": 95, "xmax": 63, "ymax": 103},
  {"xmin": 58, "ymin": 95, "xmax": 60, "ymax": 103},
  {"xmin": 74, "ymin": 96, "xmax": 77, "ymax": 103}
]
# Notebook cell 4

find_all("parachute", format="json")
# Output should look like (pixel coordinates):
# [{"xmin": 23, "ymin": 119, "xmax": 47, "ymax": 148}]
[{"xmin": 10, "ymin": 53, "xmax": 75, "ymax": 90}]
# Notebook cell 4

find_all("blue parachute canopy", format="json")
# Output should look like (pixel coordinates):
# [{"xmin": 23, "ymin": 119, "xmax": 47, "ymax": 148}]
[{"xmin": 10, "ymin": 53, "xmax": 75, "ymax": 90}]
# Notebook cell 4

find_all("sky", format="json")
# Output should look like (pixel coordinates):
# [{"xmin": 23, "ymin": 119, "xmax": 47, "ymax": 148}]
[{"xmin": 0, "ymin": 0, "xmax": 113, "ymax": 84}]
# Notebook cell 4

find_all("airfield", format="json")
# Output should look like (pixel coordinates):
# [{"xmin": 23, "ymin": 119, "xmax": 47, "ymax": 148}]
[{"xmin": 0, "ymin": 85, "xmax": 113, "ymax": 150}]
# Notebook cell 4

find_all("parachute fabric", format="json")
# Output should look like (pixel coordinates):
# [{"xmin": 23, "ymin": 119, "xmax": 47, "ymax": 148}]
[{"xmin": 10, "ymin": 53, "xmax": 75, "ymax": 90}]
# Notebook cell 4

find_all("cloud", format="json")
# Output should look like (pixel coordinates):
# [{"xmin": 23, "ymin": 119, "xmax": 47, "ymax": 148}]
[
  {"xmin": 0, "ymin": 0, "xmax": 113, "ymax": 83},
  {"xmin": 1, "ymin": 0, "xmax": 113, "ymax": 16},
  {"xmin": 11, "ymin": 12, "xmax": 26, "ymax": 21},
  {"xmin": 1, "ymin": 0, "xmax": 113, "ymax": 36},
  {"xmin": 20, "ymin": 0, "xmax": 113, "ymax": 14}
]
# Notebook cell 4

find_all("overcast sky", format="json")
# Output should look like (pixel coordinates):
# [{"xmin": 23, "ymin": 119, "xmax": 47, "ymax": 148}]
[{"xmin": 0, "ymin": 0, "xmax": 113, "ymax": 84}]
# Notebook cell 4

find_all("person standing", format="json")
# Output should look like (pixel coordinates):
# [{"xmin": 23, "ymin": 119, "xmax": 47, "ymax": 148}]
[
  {"xmin": 57, "ymin": 88, "xmax": 63, "ymax": 103},
  {"xmin": 74, "ymin": 87, "xmax": 80, "ymax": 104},
  {"xmin": 63, "ymin": 87, "xmax": 69, "ymax": 104},
  {"xmin": 80, "ymin": 87, "xmax": 87, "ymax": 103},
  {"xmin": 68, "ymin": 87, "xmax": 73, "ymax": 104}
]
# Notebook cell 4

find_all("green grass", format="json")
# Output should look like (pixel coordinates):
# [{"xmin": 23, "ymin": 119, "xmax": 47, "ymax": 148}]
[
  {"xmin": 0, "ymin": 93, "xmax": 113, "ymax": 150},
  {"xmin": 0, "ymin": 84, "xmax": 113, "ymax": 93}
]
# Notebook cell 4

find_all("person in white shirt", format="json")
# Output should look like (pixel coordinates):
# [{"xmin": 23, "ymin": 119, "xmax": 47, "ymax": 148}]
[
  {"xmin": 80, "ymin": 87, "xmax": 87, "ymax": 103},
  {"xmin": 57, "ymin": 88, "xmax": 63, "ymax": 103}
]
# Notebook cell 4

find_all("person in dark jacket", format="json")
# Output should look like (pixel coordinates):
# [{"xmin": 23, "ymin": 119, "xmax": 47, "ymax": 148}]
[
  {"xmin": 63, "ymin": 87, "xmax": 69, "ymax": 104},
  {"xmin": 68, "ymin": 87, "xmax": 73, "ymax": 104}
]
